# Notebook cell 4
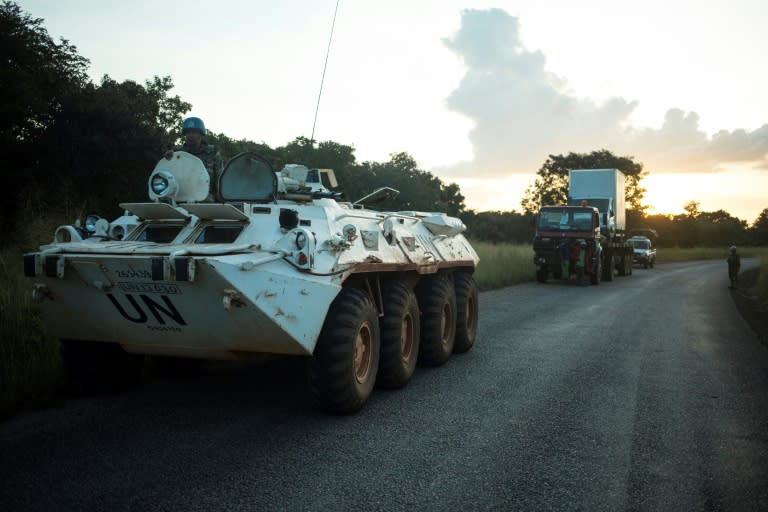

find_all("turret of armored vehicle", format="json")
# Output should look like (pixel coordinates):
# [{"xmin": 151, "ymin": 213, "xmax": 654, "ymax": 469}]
[{"xmin": 24, "ymin": 152, "xmax": 480, "ymax": 413}]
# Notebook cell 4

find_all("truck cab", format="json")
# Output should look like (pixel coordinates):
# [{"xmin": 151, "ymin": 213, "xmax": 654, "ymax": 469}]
[{"xmin": 532, "ymin": 206, "xmax": 603, "ymax": 283}]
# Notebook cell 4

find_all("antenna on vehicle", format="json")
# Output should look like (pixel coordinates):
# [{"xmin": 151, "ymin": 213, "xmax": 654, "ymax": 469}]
[{"xmin": 310, "ymin": 0, "xmax": 341, "ymax": 145}]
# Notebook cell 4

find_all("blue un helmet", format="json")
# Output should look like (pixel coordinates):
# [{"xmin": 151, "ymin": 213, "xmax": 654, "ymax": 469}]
[{"xmin": 182, "ymin": 117, "xmax": 206, "ymax": 136}]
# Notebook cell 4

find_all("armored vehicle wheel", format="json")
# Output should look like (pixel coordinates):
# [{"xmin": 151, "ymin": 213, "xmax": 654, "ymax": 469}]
[
  {"xmin": 416, "ymin": 274, "xmax": 456, "ymax": 366},
  {"xmin": 310, "ymin": 287, "xmax": 380, "ymax": 414},
  {"xmin": 453, "ymin": 272, "xmax": 478, "ymax": 354},
  {"xmin": 536, "ymin": 268, "xmax": 548, "ymax": 283},
  {"xmin": 61, "ymin": 340, "xmax": 144, "ymax": 393},
  {"xmin": 377, "ymin": 281, "xmax": 420, "ymax": 389}
]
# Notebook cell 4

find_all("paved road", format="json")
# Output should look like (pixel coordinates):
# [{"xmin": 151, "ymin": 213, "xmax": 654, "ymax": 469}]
[{"xmin": 2, "ymin": 261, "xmax": 767, "ymax": 511}]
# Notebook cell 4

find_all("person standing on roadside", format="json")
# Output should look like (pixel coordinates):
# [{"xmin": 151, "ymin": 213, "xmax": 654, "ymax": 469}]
[{"xmin": 727, "ymin": 245, "xmax": 741, "ymax": 289}]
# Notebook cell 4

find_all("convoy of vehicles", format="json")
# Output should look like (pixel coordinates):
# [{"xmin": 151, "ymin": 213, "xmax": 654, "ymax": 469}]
[
  {"xmin": 24, "ymin": 151, "xmax": 480, "ymax": 413},
  {"xmin": 533, "ymin": 168, "xmax": 633, "ymax": 284}
]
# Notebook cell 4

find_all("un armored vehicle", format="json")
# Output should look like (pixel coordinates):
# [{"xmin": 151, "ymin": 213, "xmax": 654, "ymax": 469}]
[{"xmin": 24, "ymin": 152, "xmax": 479, "ymax": 413}]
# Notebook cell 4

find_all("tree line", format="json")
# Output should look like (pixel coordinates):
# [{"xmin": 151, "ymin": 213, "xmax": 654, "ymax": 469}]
[{"xmin": 1, "ymin": 1, "xmax": 766, "ymax": 249}]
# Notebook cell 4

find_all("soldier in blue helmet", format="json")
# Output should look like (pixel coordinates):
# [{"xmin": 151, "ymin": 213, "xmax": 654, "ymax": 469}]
[{"xmin": 164, "ymin": 116, "xmax": 223, "ymax": 200}]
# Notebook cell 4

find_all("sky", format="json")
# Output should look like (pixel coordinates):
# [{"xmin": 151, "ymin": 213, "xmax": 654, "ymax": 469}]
[{"xmin": 18, "ymin": 0, "xmax": 768, "ymax": 223}]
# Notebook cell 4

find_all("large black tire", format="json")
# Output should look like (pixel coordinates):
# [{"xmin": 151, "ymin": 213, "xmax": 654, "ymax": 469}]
[
  {"xmin": 453, "ymin": 273, "xmax": 478, "ymax": 354},
  {"xmin": 377, "ymin": 281, "xmax": 420, "ymax": 389},
  {"xmin": 590, "ymin": 257, "xmax": 602, "ymax": 285},
  {"xmin": 416, "ymin": 274, "xmax": 457, "ymax": 366},
  {"xmin": 310, "ymin": 288, "xmax": 380, "ymax": 414},
  {"xmin": 618, "ymin": 253, "xmax": 628, "ymax": 276},
  {"xmin": 60, "ymin": 340, "xmax": 144, "ymax": 394},
  {"xmin": 603, "ymin": 250, "xmax": 614, "ymax": 282},
  {"xmin": 536, "ymin": 268, "xmax": 548, "ymax": 283}
]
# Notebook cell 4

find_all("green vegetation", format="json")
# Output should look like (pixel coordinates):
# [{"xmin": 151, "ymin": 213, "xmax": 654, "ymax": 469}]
[
  {"xmin": 472, "ymin": 242, "xmax": 534, "ymax": 290},
  {"xmin": 658, "ymin": 246, "xmax": 768, "ymax": 263},
  {"xmin": 0, "ymin": 249, "xmax": 62, "ymax": 417}
]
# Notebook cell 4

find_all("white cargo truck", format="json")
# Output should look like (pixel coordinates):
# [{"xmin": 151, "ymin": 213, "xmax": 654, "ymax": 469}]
[
  {"xmin": 567, "ymin": 168, "xmax": 632, "ymax": 281},
  {"xmin": 568, "ymin": 168, "xmax": 626, "ymax": 240}
]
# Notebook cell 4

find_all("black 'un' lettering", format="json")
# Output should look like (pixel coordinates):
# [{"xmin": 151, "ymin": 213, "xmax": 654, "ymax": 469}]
[
  {"xmin": 140, "ymin": 294, "xmax": 187, "ymax": 326},
  {"xmin": 107, "ymin": 293, "xmax": 148, "ymax": 323}
]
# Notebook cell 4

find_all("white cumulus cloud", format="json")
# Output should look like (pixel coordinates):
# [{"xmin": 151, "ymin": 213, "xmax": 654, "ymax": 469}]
[{"xmin": 441, "ymin": 8, "xmax": 768, "ymax": 177}]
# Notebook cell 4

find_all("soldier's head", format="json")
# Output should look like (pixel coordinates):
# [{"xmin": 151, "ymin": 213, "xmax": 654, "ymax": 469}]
[
  {"xmin": 729, "ymin": 245, "xmax": 737, "ymax": 254},
  {"xmin": 182, "ymin": 117, "xmax": 206, "ymax": 146}
]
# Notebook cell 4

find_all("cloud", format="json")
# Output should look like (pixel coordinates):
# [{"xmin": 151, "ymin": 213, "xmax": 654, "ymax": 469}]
[{"xmin": 441, "ymin": 9, "xmax": 768, "ymax": 177}]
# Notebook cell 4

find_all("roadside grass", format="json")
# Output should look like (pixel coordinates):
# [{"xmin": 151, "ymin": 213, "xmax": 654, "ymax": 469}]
[
  {"xmin": 754, "ymin": 256, "xmax": 768, "ymax": 305},
  {"xmin": 472, "ymin": 241, "xmax": 533, "ymax": 290},
  {"xmin": 658, "ymin": 246, "xmax": 768, "ymax": 263},
  {"xmin": 0, "ymin": 247, "xmax": 62, "ymax": 418}
]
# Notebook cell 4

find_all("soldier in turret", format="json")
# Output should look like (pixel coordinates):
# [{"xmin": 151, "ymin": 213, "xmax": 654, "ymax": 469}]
[{"xmin": 164, "ymin": 116, "xmax": 222, "ymax": 200}]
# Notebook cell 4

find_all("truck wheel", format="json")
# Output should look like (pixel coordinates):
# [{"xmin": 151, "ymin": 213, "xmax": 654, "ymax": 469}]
[
  {"xmin": 536, "ymin": 268, "xmax": 548, "ymax": 283},
  {"xmin": 590, "ymin": 258, "xmax": 602, "ymax": 285},
  {"xmin": 61, "ymin": 340, "xmax": 144, "ymax": 393},
  {"xmin": 453, "ymin": 273, "xmax": 478, "ymax": 354},
  {"xmin": 310, "ymin": 287, "xmax": 380, "ymax": 413},
  {"xmin": 603, "ymin": 250, "xmax": 614, "ymax": 282},
  {"xmin": 649, "ymin": 259, "xmax": 655, "ymax": 269},
  {"xmin": 417, "ymin": 274, "xmax": 456, "ymax": 366},
  {"xmin": 618, "ymin": 254, "xmax": 627, "ymax": 276},
  {"xmin": 377, "ymin": 281, "xmax": 420, "ymax": 389}
]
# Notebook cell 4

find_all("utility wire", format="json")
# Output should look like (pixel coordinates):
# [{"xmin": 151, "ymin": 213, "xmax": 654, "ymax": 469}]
[{"xmin": 310, "ymin": 0, "xmax": 340, "ymax": 144}]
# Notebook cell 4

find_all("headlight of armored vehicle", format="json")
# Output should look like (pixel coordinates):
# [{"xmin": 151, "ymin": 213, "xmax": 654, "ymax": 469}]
[
  {"xmin": 148, "ymin": 170, "xmax": 179, "ymax": 200},
  {"xmin": 295, "ymin": 231, "xmax": 308, "ymax": 250},
  {"xmin": 84, "ymin": 214, "xmax": 100, "ymax": 234}
]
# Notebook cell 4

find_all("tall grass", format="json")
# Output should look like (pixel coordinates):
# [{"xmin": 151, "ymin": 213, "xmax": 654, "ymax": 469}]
[
  {"xmin": 0, "ymin": 248, "xmax": 62, "ymax": 417},
  {"xmin": 472, "ymin": 242, "xmax": 533, "ymax": 290},
  {"xmin": 753, "ymin": 254, "xmax": 768, "ymax": 305},
  {"xmin": 658, "ymin": 246, "xmax": 768, "ymax": 263}
]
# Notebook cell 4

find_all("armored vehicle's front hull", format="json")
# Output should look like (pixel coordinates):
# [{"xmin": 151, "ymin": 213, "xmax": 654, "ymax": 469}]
[{"xmin": 28, "ymin": 251, "xmax": 341, "ymax": 358}]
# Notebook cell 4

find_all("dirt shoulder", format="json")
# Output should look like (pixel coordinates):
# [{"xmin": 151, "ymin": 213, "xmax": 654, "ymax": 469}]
[{"xmin": 730, "ymin": 267, "xmax": 768, "ymax": 349}]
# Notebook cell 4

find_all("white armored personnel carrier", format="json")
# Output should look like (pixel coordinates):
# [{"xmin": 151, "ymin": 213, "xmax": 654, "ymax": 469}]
[{"xmin": 24, "ymin": 152, "xmax": 480, "ymax": 412}]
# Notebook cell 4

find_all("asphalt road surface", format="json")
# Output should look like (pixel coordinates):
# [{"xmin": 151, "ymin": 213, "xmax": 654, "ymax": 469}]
[{"xmin": 2, "ymin": 260, "xmax": 767, "ymax": 511}]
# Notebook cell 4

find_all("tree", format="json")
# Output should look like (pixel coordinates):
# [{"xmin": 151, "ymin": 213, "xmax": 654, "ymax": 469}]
[
  {"xmin": 750, "ymin": 208, "xmax": 768, "ymax": 246},
  {"xmin": 0, "ymin": 1, "xmax": 89, "ymax": 148},
  {"xmin": 521, "ymin": 149, "xmax": 647, "ymax": 214},
  {"xmin": 1, "ymin": 1, "xmax": 90, "ymax": 225},
  {"xmin": 46, "ymin": 75, "xmax": 191, "ymax": 215}
]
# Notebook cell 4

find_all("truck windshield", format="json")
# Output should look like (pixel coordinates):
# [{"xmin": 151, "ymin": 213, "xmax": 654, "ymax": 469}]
[
  {"xmin": 538, "ymin": 209, "xmax": 593, "ymax": 231},
  {"xmin": 631, "ymin": 241, "xmax": 650, "ymax": 249}
]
